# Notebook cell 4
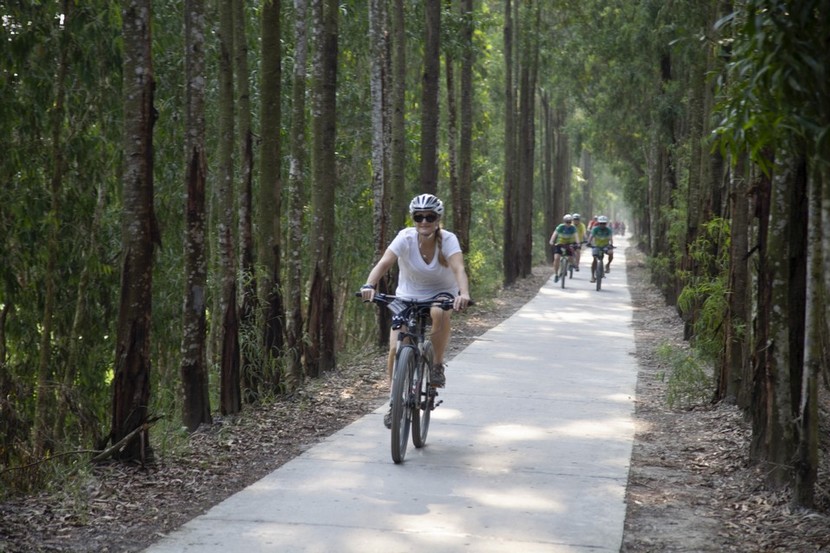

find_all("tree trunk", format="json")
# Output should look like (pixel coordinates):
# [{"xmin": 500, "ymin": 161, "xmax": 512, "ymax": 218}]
[
  {"xmin": 446, "ymin": 9, "xmax": 459, "ymax": 226},
  {"xmin": 217, "ymin": 0, "xmax": 241, "ymax": 415},
  {"xmin": 419, "ymin": 0, "xmax": 440, "ymax": 196},
  {"xmin": 285, "ymin": 0, "xmax": 309, "ymax": 391},
  {"xmin": 516, "ymin": 2, "xmax": 538, "ymax": 278},
  {"xmin": 233, "ymin": 0, "xmax": 258, "ymax": 403},
  {"xmin": 306, "ymin": 0, "xmax": 338, "ymax": 377},
  {"xmin": 541, "ymin": 91, "xmax": 553, "ymax": 265},
  {"xmin": 502, "ymin": 0, "xmax": 517, "ymax": 285},
  {"xmin": 369, "ymin": 0, "xmax": 393, "ymax": 347},
  {"xmin": 456, "ymin": 0, "xmax": 474, "ymax": 253},
  {"xmin": 752, "ymin": 149, "xmax": 807, "ymax": 487},
  {"xmin": 110, "ymin": 0, "xmax": 156, "ymax": 462},
  {"xmin": 181, "ymin": 0, "xmax": 212, "ymax": 431},
  {"xmin": 258, "ymin": 0, "xmax": 285, "ymax": 392},
  {"xmin": 389, "ymin": 0, "xmax": 407, "ymax": 228},
  {"xmin": 794, "ymin": 161, "xmax": 821, "ymax": 507},
  {"xmin": 720, "ymin": 153, "xmax": 750, "ymax": 407}
]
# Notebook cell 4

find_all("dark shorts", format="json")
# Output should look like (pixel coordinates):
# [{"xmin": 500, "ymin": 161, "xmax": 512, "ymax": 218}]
[{"xmin": 554, "ymin": 244, "xmax": 576, "ymax": 256}]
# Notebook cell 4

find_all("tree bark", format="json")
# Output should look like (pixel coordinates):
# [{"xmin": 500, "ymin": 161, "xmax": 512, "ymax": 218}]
[
  {"xmin": 110, "ymin": 0, "xmax": 157, "ymax": 461},
  {"xmin": 258, "ymin": 0, "xmax": 285, "ymax": 391},
  {"xmin": 233, "ymin": 0, "xmax": 258, "ymax": 403},
  {"xmin": 306, "ymin": 0, "xmax": 338, "ymax": 377},
  {"xmin": 502, "ymin": 0, "xmax": 516, "ymax": 285},
  {"xmin": 369, "ymin": 0, "xmax": 393, "ymax": 347},
  {"xmin": 217, "ymin": 0, "xmax": 241, "ymax": 415},
  {"xmin": 389, "ymin": 0, "xmax": 407, "ymax": 229},
  {"xmin": 419, "ymin": 0, "xmax": 440, "ymax": 195},
  {"xmin": 794, "ymin": 161, "xmax": 820, "ymax": 507},
  {"xmin": 456, "ymin": 0, "xmax": 474, "ymax": 253},
  {"xmin": 180, "ymin": 0, "xmax": 212, "ymax": 431},
  {"xmin": 285, "ymin": 0, "xmax": 309, "ymax": 391}
]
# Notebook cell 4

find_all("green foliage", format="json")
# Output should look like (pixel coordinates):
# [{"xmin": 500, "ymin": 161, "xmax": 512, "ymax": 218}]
[
  {"xmin": 677, "ymin": 217, "xmax": 731, "ymax": 363},
  {"xmin": 656, "ymin": 341, "xmax": 713, "ymax": 409},
  {"xmin": 713, "ymin": 1, "xmax": 830, "ymax": 171}
]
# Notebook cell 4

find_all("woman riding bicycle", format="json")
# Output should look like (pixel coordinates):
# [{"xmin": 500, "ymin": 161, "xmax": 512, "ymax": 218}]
[{"xmin": 360, "ymin": 194, "xmax": 471, "ymax": 427}]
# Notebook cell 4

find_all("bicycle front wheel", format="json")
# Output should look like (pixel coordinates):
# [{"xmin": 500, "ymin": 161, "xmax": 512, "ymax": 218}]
[
  {"xmin": 560, "ymin": 258, "xmax": 568, "ymax": 288},
  {"xmin": 411, "ymin": 342, "xmax": 433, "ymax": 448},
  {"xmin": 391, "ymin": 346, "xmax": 415, "ymax": 463},
  {"xmin": 595, "ymin": 256, "xmax": 604, "ymax": 291}
]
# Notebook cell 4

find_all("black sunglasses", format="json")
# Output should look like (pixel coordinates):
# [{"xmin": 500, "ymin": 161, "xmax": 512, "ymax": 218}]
[{"xmin": 413, "ymin": 213, "xmax": 438, "ymax": 223}]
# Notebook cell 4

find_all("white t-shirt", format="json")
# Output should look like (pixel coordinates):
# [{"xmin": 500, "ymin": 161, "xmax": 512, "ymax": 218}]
[{"xmin": 388, "ymin": 227, "xmax": 462, "ymax": 300}]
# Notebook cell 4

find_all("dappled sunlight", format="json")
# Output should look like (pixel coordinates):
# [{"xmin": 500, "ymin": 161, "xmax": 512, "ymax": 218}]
[
  {"xmin": 552, "ymin": 417, "xmax": 634, "ymax": 440},
  {"xmin": 456, "ymin": 486, "xmax": 564, "ymax": 512},
  {"xmin": 483, "ymin": 423, "xmax": 550, "ymax": 442}
]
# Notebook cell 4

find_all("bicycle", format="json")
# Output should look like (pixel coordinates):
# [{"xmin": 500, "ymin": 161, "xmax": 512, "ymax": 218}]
[
  {"xmin": 358, "ymin": 291, "xmax": 467, "ymax": 463},
  {"xmin": 591, "ymin": 245, "xmax": 614, "ymax": 291},
  {"xmin": 556, "ymin": 244, "xmax": 577, "ymax": 289}
]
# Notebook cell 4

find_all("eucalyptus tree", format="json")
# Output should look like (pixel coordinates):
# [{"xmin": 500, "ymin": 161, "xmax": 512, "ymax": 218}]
[
  {"xmin": 389, "ymin": 0, "xmax": 408, "ymax": 228},
  {"xmin": 285, "ymin": 0, "xmax": 310, "ymax": 390},
  {"xmin": 714, "ymin": 0, "xmax": 830, "ymax": 505},
  {"xmin": 501, "ymin": 0, "xmax": 517, "ymax": 285},
  {"xmin": 456, "ymin": 0, "xmax": 475, "ymax": 253},
  {"xmin": 258, "ymin": 0, "xmax": 285, "ymax": 390},
  {"xmin": 233, "ymin": 0, "xmax": 258, "ymax": 402},
  {"xmin": 306, "ymin": 0, "xmax": 338, "ymax": 377},
  {"xmin": 110, "ymin": 0, "xmax": 157, "ymax": 461},
  {"xmin": 368, "ymin": 0, "xmax": 394, "ymax": 346},
  {"xmin": 216, "ymin": 0, "xmax": 241, "ymax": 415},
  {"xmin": 419, "ymin": 0, "xmax": 441, "ymax": 195},
  {"xmin": 180, "ymin": 0, "xmax": 212, "ymax": 432}
]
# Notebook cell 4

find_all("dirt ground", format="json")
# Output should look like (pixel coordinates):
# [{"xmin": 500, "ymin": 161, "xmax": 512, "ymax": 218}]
[{"xmin": 1, "ymin": 245, "xmax": 829, "ymax": 552}]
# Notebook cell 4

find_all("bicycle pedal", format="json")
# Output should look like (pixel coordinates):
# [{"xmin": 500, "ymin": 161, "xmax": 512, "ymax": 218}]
[{"xmin": 431, "ymin": 399, "xmax": 443, "ymax": 410}]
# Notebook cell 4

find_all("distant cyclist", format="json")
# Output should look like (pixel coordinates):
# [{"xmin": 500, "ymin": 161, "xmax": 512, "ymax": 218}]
[
  {"xmin": 572, "ymin": 213, "xmax": 587, "ymax": 271},
  {"xmin": 587, "ymin": 215, "xmax": 614, "ymax": 283},
  {"xmin": 548, "ymin": 213, "xmax": 578, "ymax": 283}
]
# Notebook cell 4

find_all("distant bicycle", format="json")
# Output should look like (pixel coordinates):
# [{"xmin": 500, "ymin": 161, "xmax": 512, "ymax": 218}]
[
  {"xmin": 359, "ymin": 291, "xmax": 471, "ymax": 463},
  {"xmin": 558, "ymin": 244, "xmax": 577, "ymax": 288},
  {"xmin": 592, "ymin": 245, "xmax": 614, "ymax": 291}
]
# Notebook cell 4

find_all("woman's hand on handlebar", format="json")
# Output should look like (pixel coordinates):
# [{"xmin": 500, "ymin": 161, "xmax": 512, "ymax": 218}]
[
  {"xmin": 360, "ymin": 284, "xmax": 376, "ymax": 302},
  {"xmin": 453, "ymin": 293, "xmax": 471, "ymax": 312}
]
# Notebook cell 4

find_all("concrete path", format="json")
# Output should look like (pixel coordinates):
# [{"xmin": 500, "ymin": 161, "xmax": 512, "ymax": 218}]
[{"xmin": 145, "ymin": 237, "xmax": 637, "ymax": 553}]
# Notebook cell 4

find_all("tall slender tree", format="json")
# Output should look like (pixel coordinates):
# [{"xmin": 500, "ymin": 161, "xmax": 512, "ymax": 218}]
[
  {"xmin": 419, "ymin": 0, "xmax": 441, "ymax": 195},
  {"xmin": 109, "ymin": 0, "xmax": 157, "ymax": 461},
  {"xmin": 180, "ymin": 0, "xmax": 212, "ymax": 431},
  {"xmin": 258, "ymin": 0, "xmax": 284, "ymax": 388},
  {"xmin": 233, "ymin": 0, "xmax": 257, "ymax": 402},
  {"xmin": 285, "ymin": 0, "xmax": 309, "ymax": 390},
  {"xmin": 306, "ymin": 0, "xmax": 338, "ymax": 377},
  {"xmin": 217, "ymin": 0, "xmax": 241, "ymax": 415}
]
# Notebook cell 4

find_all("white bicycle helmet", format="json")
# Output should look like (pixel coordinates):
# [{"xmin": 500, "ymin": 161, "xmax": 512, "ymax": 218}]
[
  {"xmin": 563, "ymin": 213, "xmax": 573, "ymax": 222},
  {"xmin": 409, "ymin": 193, "xmax": 444, "ymax": 215},
  {"xmin": 572, "ymin": 213, "xmax": 581, "ymax": 219},
  {"xmin": 598, "ymin": 215, "xmax": 609, "ymax": 223}
]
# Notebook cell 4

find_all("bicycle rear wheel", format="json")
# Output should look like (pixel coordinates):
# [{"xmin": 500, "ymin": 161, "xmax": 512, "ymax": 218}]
[
  {"xmin": 412, "ymin": 342, "xmax": 433, "ymax": 448},
  {"xmin": 391, "ymin": 346, "xmax": 415, "ymax": 463}
]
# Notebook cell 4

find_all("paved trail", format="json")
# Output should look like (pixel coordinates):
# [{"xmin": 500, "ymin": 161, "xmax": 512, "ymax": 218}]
[{"xmin": 145, "ymin": 237, "xmax": 636, "ymax": 553}]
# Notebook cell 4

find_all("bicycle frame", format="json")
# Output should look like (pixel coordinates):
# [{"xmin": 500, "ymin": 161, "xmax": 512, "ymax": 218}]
[{"xmin": 360, "ymin": 291, "xmax": 455, "ymax": 463}]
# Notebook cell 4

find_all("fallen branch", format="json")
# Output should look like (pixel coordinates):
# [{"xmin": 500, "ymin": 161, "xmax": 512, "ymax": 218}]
[{"xmin": 92, "ymin": 416, "xmax": 162, "ymax": 463}]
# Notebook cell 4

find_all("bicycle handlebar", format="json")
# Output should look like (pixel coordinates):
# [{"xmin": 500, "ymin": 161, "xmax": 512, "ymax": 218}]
[{"xmin": 355, "ymin": 291, "xmax": 474, "ymax": 311}]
